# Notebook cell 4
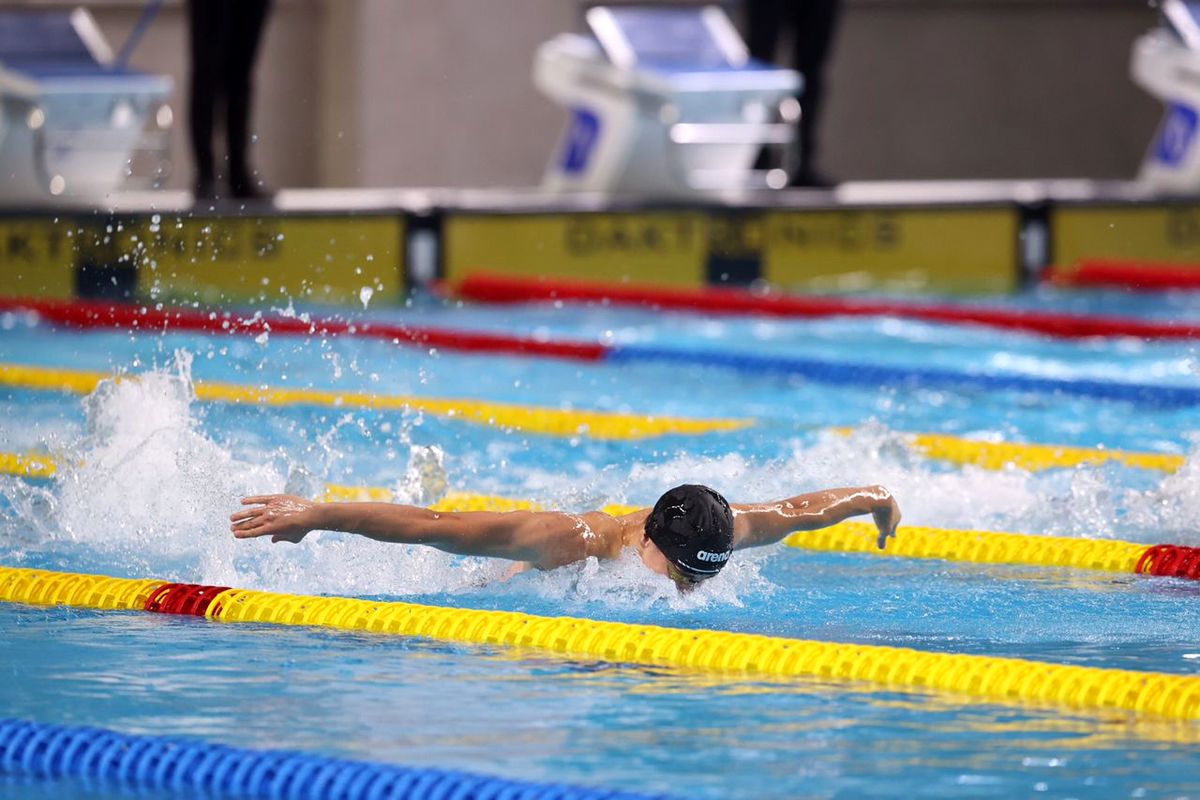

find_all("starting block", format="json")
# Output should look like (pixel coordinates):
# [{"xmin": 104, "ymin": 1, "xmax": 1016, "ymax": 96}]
[
  {"xmin": 0, "ymin": 7, "xmax": 172, "ymax": 202},
  {"xmin": 1132, "ymin": 0, "xmax": 1200, "ymax": 191},
  {"xmin": 535, "ymin": 5, "xmax": 801, "ymax": 196}
]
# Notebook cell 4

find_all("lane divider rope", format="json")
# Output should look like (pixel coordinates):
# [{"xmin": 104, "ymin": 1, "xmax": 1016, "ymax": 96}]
[
  {"xmin": 453, "ymin": 274, "xmax": 1200, "ymax": 340},
  {"xmin": 3, "ymin": 565, "xmax": 1200, "ymax": 721},
  {"xmin": 1044, "ymin": 260, "xmax": 1200, "ymax": 292},
  {"xmin": 788, "ymin": 521, "xmax": 1151, "ymax": 574},
  {"xmin": 1136, "ymin": 546, "xmax": 1200, "ymax": 581},
  {"xmin": 0, "ymin": 718, "xmax": 663, "ymax": 800},
  {"xmin": 0, "ymin": 452, "xmax": 57, "ymax": 479},
  {"xmin": 900, "ymin": 431, "xmax": 1185, "ymax": 473},
  {"xmin": 8, "ymin": 297, "xmax": 1200, "ymax": 409},
  {"xmin": 0, "ymin": 363, "xmax": 749, "ymax": 441},
  {"xmin": 0, "ymin": 296, "xmax": 609, "ymax": 362},
  {"xmin": 797, "ymin": 520, "xmax": 1200, "ymax": 583},
  {"xmin": 606, "ymin": 345, "xmax": 1200, "ymax": 410},
  {"xmin": 0, "ymin": 427, "xmax": 1185, "ymax": 485}
]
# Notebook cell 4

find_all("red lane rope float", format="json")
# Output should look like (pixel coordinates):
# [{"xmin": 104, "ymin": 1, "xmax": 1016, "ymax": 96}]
[
  {"xmin": 1137, "ymin": 545, "xmax": 1200, "ymax": 580},
  {"xmin": 0, "ymin": 296, "xmax": 607, "ymax": 362},
  {"xmin": 143, "ymin": 583, "xmax": 231, "ymax": 616},
  {"xmin": 453, "ymin": 274, "xmax": 1200, "ymax": 340},
  {"xmin": 1046, "ymin": 260, "xmax": 1200, "ymax": 292}
]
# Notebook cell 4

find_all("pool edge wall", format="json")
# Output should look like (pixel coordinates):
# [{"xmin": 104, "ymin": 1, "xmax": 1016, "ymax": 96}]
[{"xmin": 2, "ymin": 181, "xmax": 1200, "ymax": 305}]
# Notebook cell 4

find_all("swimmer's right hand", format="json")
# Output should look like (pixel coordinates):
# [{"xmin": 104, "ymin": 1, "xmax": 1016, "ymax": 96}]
[
  {"xmin": 230, "ymin": 494, "xmax": 317, "ymax": 544},
  {"xmin": 870, "ymin": 487, "xmax": 901, "ymax": 550}
]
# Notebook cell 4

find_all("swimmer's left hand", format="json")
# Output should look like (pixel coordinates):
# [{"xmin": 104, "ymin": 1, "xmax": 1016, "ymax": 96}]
[{"xmin": 871, "ymin": 488, "xmax": 901, "ymax": 550}]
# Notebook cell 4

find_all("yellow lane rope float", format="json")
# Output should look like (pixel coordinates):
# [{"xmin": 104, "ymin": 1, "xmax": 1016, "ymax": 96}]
[
  {"xmin": 0, "ymin": 362, "xmax": 749, "ymax": 441},
  {"xmin": 0, "ymin": 427, "xmax": 1184, "ymax": 484},
  {"xmin": 0, "ymin": 361, "xmax": 1184, "ymax": 468},
  {"xmin": 826, "ymin": 427, "xmax": 1185, "ymax": 474},
  {"xmin": 1, "ymin": 564, "xmax": 1199, "ymax": 722},
  {"xmin": 0, "ymin": 451, "xmax": 57, "ymax": 479},
  {"xmin": 903, "ymin": 432, "xmax": 1185, "ymax": 473},
  {"xmin": 788, "ymin": 521, "xmax": 1149, "ymax": 573}
]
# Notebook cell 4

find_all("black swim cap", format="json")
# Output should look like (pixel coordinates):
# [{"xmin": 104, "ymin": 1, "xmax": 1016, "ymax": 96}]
[{"xmin": 645, "ymin": 484, "xmax": 734, "ymax": 580}]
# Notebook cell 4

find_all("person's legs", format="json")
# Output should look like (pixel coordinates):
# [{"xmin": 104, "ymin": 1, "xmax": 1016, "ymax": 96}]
[
  {"xmin": 744, "ymin": 0, "xmax": 784, "ymax": 172},
  {"xmin": 745, "ymin": 0, "xmax": 784, "ymax": 65},
  {"xmin": 224, "ymin": 0, "xmax": 272, "ymax": 198},
  {"xmin": 790, "ymin": 0, "xmax": 842, "ymax": 185},
  {"xmin": 186, "ymin": 0, "xmax": 229, "ymax": 197}
]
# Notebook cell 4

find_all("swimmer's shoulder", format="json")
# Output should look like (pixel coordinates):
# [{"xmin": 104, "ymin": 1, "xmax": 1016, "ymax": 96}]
[
  {"xmin": 557, "ymin": 508, "xmax": 636, "ymax": 560},
  {"xmin": 597, "ymin": 506, "xmax": 650, "ymax": 554}
]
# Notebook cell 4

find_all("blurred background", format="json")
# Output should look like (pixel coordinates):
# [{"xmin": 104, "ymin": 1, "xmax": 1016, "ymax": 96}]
[{"xmin": 3, "ymin": 0, "xmax": 1162, "ymax": 191}]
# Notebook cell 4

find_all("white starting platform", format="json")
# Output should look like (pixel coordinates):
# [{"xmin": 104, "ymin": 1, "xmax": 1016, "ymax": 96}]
[
  {"xmin": 1132, "ymin": 0, "xmax": 1200, "ymax": 192},
  {"xmin": 0, "ymin": 59, "xmax": 40, "ymax": 200},
  {"xmin": 535, "ymin": 4, "xmax": 801, "ymax": 197},
  {"xmin": 0, "ymin": 7, "xmax": 172, "ymax": 203}
]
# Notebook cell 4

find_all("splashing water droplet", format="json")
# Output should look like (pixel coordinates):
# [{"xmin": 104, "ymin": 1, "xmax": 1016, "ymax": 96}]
[{"xmin": 394, "ymin": 445, "xmax": 449, "ymax": 506}]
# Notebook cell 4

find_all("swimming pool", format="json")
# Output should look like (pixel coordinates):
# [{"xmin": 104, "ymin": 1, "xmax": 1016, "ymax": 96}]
[{"xmin": 3, "ymin": 286, "xmax": 1200, "ymax": 798}]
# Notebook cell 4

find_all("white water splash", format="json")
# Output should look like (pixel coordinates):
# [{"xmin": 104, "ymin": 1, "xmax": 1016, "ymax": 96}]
[
  {"xmin": 47, "ymin": 352, "xmax": 282, "ymax": 574},
  {"xmin": 393, "ymin": 444, "xmax": 448, "ymax": 505},
  {"xmin": 5, "ymin": 352, "xmax": 495, "ymax": 594},
  {"xmin": 511, "ymin": 546, "xmax": 769, "ymax": 611},
  {"xmin": 543, "ymin": 428, "xmax": 1043, "ymax": 535},
  {"xmin": 5, "ymin": 351, "xmax": 1199, "ymax": 604},
  {"xmin": 1122, "ymin": 441, "xmax": 1200, "ymax": 543},
  {"xmin": 500, "ymin": 425, "xmax": 1200, "ymax": 546}
]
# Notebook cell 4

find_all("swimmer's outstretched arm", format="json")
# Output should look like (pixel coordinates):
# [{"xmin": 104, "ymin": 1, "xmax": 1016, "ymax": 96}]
[
  {"xmin": 231, "ymin": 495, "xmax": 614, "ymax": 569},
  {"xmin": 731, "ymin": 485, "xmax": 900, "ymax": 551}
]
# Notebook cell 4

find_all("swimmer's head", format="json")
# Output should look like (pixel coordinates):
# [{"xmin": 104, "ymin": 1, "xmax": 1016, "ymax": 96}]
[{"xmin": 643, "ymin": 484, "xmax": 734, "ymax": 590}]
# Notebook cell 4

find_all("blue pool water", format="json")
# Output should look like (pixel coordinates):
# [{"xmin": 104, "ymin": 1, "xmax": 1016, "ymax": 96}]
[{"xmin": 3, "ymin": 287, "xmax": 1200, "ymax": 798}]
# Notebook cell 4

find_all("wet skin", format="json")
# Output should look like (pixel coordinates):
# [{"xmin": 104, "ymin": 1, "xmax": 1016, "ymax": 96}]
[{"xmin": 232, "ymin": 485, "xmax": 901, "ymax": 592}]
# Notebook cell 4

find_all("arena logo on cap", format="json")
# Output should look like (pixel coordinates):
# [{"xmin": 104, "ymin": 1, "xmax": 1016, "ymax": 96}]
[{"xmin": 696, "ymin": 550, "xmax": 731, "ymax": 563}]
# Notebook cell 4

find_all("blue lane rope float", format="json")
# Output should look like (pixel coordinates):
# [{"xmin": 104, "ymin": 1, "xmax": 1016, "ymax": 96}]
[
  {"xmin": 608, "ymin": 345, "xmax": 1200, "ymax": 409},
  {"xmin": 0, "ymin": 718, "xmax": 669, "ymax": 800}
]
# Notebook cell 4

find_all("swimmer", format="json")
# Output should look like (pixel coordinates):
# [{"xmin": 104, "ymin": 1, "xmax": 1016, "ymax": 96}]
[{"xmin": 231, "ymin": 484, "xmax": 900, "ymax": 591}]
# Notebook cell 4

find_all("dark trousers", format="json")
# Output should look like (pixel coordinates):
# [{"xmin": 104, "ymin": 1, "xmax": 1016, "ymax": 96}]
[
  {"xmin": 187, "ymin": 0, "xmax": 271, "ymax": 190},
  {"xmin": 745, "ymin": 0, "xmax": 841, "ymax": 181}
]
